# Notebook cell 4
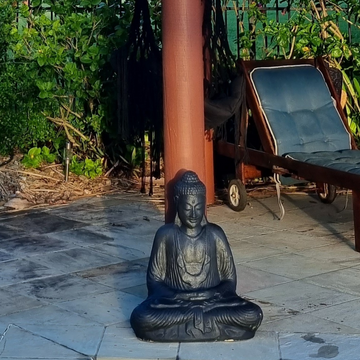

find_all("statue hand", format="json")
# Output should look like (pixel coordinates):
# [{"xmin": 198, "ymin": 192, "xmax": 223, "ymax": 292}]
[
  {"xmin": 189, "ymin": 288, "xmax": 218, "ymax": 301},
  {"xmin": 173, "ymin": 290, "xmax": 213, "ymax": 302},
  {"xmin": 173, "ymin": 291, "xmax": 194, "ymax": 301}
]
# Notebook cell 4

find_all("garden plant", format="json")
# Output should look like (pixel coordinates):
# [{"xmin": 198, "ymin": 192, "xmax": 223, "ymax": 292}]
[{"xmin": 0, "ymin": 0, "xmax": 360, "ymax": 178}]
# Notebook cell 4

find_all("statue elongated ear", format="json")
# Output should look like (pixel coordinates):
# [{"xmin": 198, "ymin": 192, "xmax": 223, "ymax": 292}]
[{"xmin": 174, "ymin": 195, "xmax": 181, "ymax": 226}]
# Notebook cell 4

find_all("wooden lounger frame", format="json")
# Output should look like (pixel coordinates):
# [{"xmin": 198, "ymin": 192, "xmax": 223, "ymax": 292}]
[{"xmin": 215, "ymin": 57, "xmax": 360, "ymax": 251}]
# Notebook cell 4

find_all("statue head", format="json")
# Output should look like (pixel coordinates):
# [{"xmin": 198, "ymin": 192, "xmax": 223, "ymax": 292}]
[{"xmin": 174, "ymin": 171, "xmax": 207, "ymax": 230}]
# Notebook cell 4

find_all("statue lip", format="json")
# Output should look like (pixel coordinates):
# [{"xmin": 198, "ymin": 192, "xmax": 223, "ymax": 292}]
[{"xmin": 188, "ymin": 218, "xmax": 199, "ymax": 223}]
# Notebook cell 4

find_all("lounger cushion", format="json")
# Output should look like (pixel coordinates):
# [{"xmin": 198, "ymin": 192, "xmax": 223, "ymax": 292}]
[
  {"xmin": 251, "ymin": 65, "xmax": 351, "ymax": 156},
  {"xmin": 285, "ymin": 149, "xmax": 360, "ymax": 175}
]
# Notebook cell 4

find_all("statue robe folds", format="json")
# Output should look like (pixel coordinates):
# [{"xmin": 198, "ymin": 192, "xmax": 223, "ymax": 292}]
[{"xmin": 130, "ymin": 223, "xmax": 263, "ymax": 342}]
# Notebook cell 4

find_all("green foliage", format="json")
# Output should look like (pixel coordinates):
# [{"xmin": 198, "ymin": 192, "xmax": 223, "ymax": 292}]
[
  {"xmin": 69, "ymin": 156, "xmax": 84, "ymax": 175},
  {"xmin": 69, "ymin": 155, "xmax": 103, "ymax": 179},
  {"xmin": 21, "ymin": 146, "xmax": 56, "ymax": 168},
  {"xmin": 0, "ymin": 2, "xmax": 56, "ymax": 154},
  {"xmin": 83, "ymin": 158, "xmax": 103, "ymax": 179},
  {"xmin": 22, "ymin": 147, "xmax": 42, "ymax": 168},
  {"xmin": 0, "ymin": 61, "xmax": 57, "ymax": 154},
  {"xmin": 122, "ymin": 143, "xmax": 145, "ymax": 168},
  {"xmin": 41, "ymin": 145, "xmax": 57, "ymax": 163},
  {"xmin": 0, "ymin": 0, "xmax": 135, "ymax": 159}
]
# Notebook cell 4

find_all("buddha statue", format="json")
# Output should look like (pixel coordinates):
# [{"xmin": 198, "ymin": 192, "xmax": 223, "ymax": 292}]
[{"xmin": 130, "ymin": 171, "xmax": 263, "ymax": 342}]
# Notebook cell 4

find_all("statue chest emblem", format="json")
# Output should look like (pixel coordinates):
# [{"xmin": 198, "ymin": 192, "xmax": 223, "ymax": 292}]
[{"xmin": 176, "ymin": 229, "xmax": 211, "ymax": 288}]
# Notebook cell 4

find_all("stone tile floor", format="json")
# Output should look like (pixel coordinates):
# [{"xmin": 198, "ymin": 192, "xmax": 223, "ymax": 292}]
[{"xmin": 0, "ymin": 190, "xmax": 359, "ymax": 359}]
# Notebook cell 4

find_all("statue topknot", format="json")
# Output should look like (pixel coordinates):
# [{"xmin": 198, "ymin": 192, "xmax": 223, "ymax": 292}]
[{"xmin": 174, "ymin": 171, "xmax": 206, "ymax": 197}]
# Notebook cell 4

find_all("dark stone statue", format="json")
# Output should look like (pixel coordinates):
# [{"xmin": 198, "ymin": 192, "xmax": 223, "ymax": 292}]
[{"xmin": 130, "ymin": 171, "xmax": 263, "ymax": 342}]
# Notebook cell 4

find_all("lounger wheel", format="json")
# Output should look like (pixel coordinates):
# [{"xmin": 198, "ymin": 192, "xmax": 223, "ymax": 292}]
[
  {"xmin": 317, "ymin": 183, "xmax": 337, "ymax": 204},
  {"xmin": 227, "ymin": 179, "xmax": 247, "ymax": 212}
]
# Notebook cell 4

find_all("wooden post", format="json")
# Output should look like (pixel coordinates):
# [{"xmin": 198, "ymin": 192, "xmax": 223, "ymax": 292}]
[
  {"xmin": 162, "ymin": 0, "xmax": 206, "ymax": 222},
  {"xmin": 203, "ymin": 0, "xmax": 215, "ymax": 206},
  {"xmin": 353, "ymin": 191, "xmax": 360, "ymax": 252}
]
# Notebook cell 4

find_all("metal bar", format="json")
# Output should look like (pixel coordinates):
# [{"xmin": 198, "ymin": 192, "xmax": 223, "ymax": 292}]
[{"xmin": 216, "ymin": 141, "xmax": 360, "ymax": 192}]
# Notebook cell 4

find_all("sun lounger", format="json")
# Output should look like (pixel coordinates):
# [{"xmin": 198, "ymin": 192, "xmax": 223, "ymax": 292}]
[{"xmin": 215, "ymin": 57, "xmax": 360, "ymax": 251}]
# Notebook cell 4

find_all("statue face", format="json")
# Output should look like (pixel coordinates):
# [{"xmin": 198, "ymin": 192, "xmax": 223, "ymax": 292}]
[{"xmin": 177, "ymin": 194, "xmax": 205, "ymax": 229}]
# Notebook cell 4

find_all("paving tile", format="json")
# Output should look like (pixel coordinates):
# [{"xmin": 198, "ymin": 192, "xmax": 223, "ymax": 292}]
[
  {"xmin": 0, "ymin": 251, "xmax": 14, "ymax": 262},
  {"xmin": 0, "ymin": 287, "xmax": 43, "ymax": 317},
  {"xmin": 91, "ymin": 225, "xmax": 155, "ymax": 243},
  {"xmin": 211, "ymin": 222, "xmax": 281, "ymax": 240},
  {"xmin": 260, "ymin": 313, "xmax": 360, "ymax": 334},
  {"xmin": 0, "ymin": 225, "xmax": 26, "ymax": 241},
  {"xmin": 120, "ymin": 284, "xmax": 147, "ymax": 299},
  {"xmin": 0, "ymin": 234, "xmax": 72, "ymax": 256},
  {"xmin": 5, "ymin": 274, "xmax": 112, "ymax": 303},
  {"xmin": 293, "ymin": 243, "xmax": 360, "ymax": 266},
  {"xmin": 77, "ymin": 259, "xmax": 148, "ymax": 290},
  {"xmin": 307, "ymin": 299, "xmax": 360, "ymax": 331},
  {"xmin": 97, "ymin": 325, "xmax": 178, "ymax": 360},
  {"xmin": 0, "ymin": 324, "xmax": 90, "ymax": 358},
  {"xmin": 0, "ymin": 305, "xmax": 104, "ymax": 356},
  {"xmin": 88, "ymin": 242, "xmax": 148, "ymax": 261},
  {"xmin": 47, "ymin": 202, "xmax": 106, "ymax": 215},
  {"xmin": 0, "ymin": 209, "xmax": 42, "ymax": 221},
  {"xmin": 303, "ymin": 267, "xmax": 360, "ymax": 296},
  {"xmin": 0, "ymin": 192, "xmax": 359, "ymax": 360},
  {"xmin": 246, "ymin": 280, "xmax": 357, "ymax": 313},
  {"xmin": 279, "ymin": 333, "xmax": 360, "ymax": 360},
  {"xmin": 0, "ymin": 212, "xmax": 87, "ymax": 234},
  {"xmin": 178, "ymin": 331, "xmax": 279, "ymax": 360},
  {"xmin": 256, "ymin": 301, "xmax": 299, "ymax": 324},
  {"xmin": 48, "ymin": 227, "xmax": 115, "ymax": 245},
  {"xmin": 49, "ymin": 204, "xmax": 129, "ymax": 225},
  {"xmin": 48, "ymin": 196, "xmax": 158, "ymax": 214},
  {"xmin": 98, "ymin": 197, "xmax": 161, "ymax": 212},
  {"xmin": 239, "ymin": 205, "xmax": 353, "ymax": 240},
  {"xmin": 86, "ymin": 226, "xmax": 154, "ymax": 253},
  {"xmin": 0, "ymin": 258, "xmax": 58, "ymax": 286},
  {"xmin": 57, "ymin": 290, "xmax": 143, "ymax": 326},
  {"xmin": 81, "ymin": 197, "xmax": 134, "ymax": 208},
  {"xmin": 238, "ymin": 231, "xmax": 341, "ymax": 252},
  {"xmin": 49, "ymin": 202, "xmax": 162, "ymax": 227},
  {"xmin": 235, "ymin": 264, "xmax": 293, "ymax": 294},
  {"xmin": 28, "ymin": 247, "xmax": 125, "ymax": 273},
  {"xmin": 109, "ymin": 220, "xmax": 163, "ymax": 237},
  {"xmin": 229, "ymin": 241, "xmax": 286, "ymax": 262},
  {"xmin": 244, "ymin": 253, "xmax": 345, "ymax": 280},
  {"xmin": 51, "ymin": 225, "xmax": 154, "ymax": 255}
]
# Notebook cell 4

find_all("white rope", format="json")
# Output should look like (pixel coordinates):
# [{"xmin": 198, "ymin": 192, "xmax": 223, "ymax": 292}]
[{"xmin": 275, "ymin": 181, "xmax": 285, "ymax": 220}]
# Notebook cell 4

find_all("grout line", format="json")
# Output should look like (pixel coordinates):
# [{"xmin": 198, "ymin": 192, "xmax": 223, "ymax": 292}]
[
  {"xmin": 176, "ymin": 342, "xmax": 181, "ymax": 360},
  {"xmin": 95, "ymin": 325, "xmax": 107, "ymax": 359},
  {"xmin": 276, "ymin": 331, "xmax": 282, "ymax": 360}
]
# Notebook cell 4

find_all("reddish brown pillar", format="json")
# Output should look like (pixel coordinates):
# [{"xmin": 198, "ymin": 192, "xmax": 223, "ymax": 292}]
[{"xmin": 163, "ymin": 0, "xmax": 206, "ymax": 222}]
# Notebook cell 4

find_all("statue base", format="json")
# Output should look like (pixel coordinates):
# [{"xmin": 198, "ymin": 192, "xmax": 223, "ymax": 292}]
[{"xmin": 133, "ymin": 322, "xmax": 257, "ymax": 342}]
